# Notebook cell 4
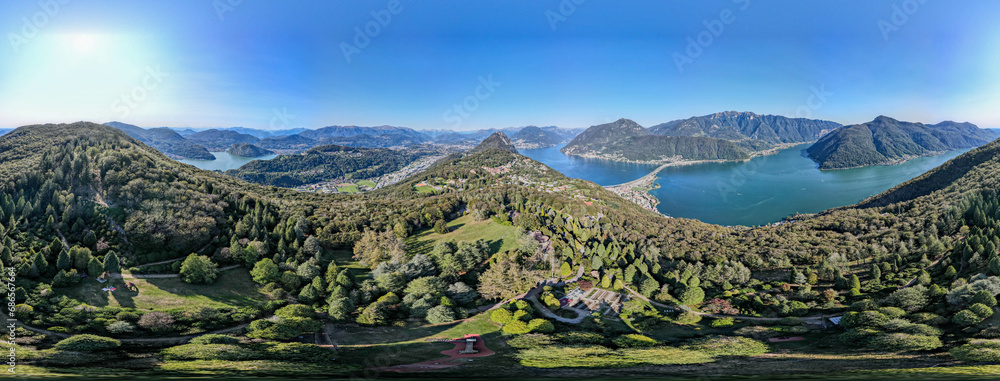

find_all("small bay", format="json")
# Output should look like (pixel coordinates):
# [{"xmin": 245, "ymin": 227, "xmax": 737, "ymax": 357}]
[{"xmin": 177, "ymin": 152, "xmax": 278, "ymax": 171}]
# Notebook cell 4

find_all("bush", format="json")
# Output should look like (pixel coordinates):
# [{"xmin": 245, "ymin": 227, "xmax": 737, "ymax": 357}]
[
  {"xmin": 675, "ymin": 311, "xmax": 702, "ymax": 325},
  {"xmin": 840, "ymin": 311, "xmax": 889, "ymax": 329},
  {"xmin": 878, "ymin": 307, "xmax": 906, "ymax": 319},
  {"xmin": 954, "ymin": 310, "xmax": 984, "ymax": 326},
  {"xmin": 907, "ymin": 312, "xmax": 947, "ymax": 326},
  {"xmin": 54, "ymin": 335, "xmax": 121, "ymax": 352},
  {"xmin": 503, "ymin": 319, "xmax": 531, "ymax": 335},
  {"xmin": 105, "ymin": 321, "xmax": 134, "ymax": 334},
  {"xmin": 554, "ymin": 331, "xmax": 606, "ymax": 345},
  {"xmin": 778, "ymin": 317, "xmax": 803, "ymax": 326},
  {"xmin": 711, "ymin": 317, "xmax": 735, "ymax": 328},
  {"xmin": 527, "ymin": 319, "xmax": 555, "ymax": 333},
  {"xmin": 613, "ymin": 334, "xmax": 658, "ymax": 348},
  {"xmin": 507, "ymin": 333, "xmax": 554, "ymax": 349},
  {"xmin": 686, "ymin": 336, "xmax": 769, "ymax": 357},
  {"xmin": 490, "ymin": 308, "xmax": 513, "ymax": 324},
  {"xmin": 190, "ymin": 334, "xmax": 240, "ymax": 345},
  {"xmin": 275, "ymin": 304, "xmax": 316, "ymax": 319},
  {"xmin": 426, "ymin": 306, "xmax": 456, "ymax": 324},
  {"xmin": 969, "ymin": 303, "xmax": 994, "ymax": 319},
  {"xmin": 138, "ymin": 311, "xmax": 175, "ymax": 332},
  {"xmin": 734, "ymin": 326, "xmax": 779, "ymax": 340},
  {"xmin": 951, "ymin": 339, "xmax": 1000, "ymax": 362},
  {"xmin": 840, "ymin": 329, "xmax": 942, "ymax": 351},
  {"xmin": 179, "ymin": 254, "xmax": 219, "ymax": 285}
]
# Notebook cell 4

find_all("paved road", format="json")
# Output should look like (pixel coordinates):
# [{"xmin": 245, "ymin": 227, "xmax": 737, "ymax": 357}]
[{"xmin": 524, "ymin": 288, "xmax": 587, "ymax": 324}]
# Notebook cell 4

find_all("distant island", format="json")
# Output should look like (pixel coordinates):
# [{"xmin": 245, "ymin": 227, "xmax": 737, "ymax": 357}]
[
  {"xmin": 806, "ymin": 116, "xmax": 999, "ymax": 170},
  {"xmin": 227, "ymin": 143, "xmax": 274, "ymax": 158}
]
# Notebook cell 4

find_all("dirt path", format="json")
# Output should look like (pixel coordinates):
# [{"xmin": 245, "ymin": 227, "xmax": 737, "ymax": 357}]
[{"xmin": 524, "ymin": 288, "xmax": 587, "ymax": 324}]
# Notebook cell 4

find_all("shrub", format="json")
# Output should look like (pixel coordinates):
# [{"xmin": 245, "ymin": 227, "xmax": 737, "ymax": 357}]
[
  {"xmin": 907, "ymin": 312, "xmax": 947, "ymax": 326},
  {"xmin": 179, "ymin": 254, "xmax": 219, "ymax": 285},
  {"xmin": 105, "ymin": 321, "xmax": 133, "ymax": 334},
  {"xmin": 275, "ymin": 304, "xmax": 316, "ymax": 319},
  {"xmin": 613, "ymin": 334, "xmax": 658, "ymax": 348},
  {"xmin": 490, "ymin": 308, "xmax": 513, "ymax": 324},
  {"xmin": 426, "ymin": 306, "xmax": 456, "ymax": 324},
  {"xmin": 954, "ymin": 310, "xmax": 984, "ymax": 326},
  {"xmin": 710, "ymin": 317, "xmax": 735, "ymax": 328},
  {"xmin": 512, "ymin": 310, "xmax": 530, "ymax": 322},
  {"xmin": 527, "ymin": 319, "xmax": 555, "ymax": 333},
  {"xmin": 878, "ymin": 307, "xmax": 906, "ymax": 319},
  {"xmin": 554, "ymin": 331, "xmax": 606, "ymax": 345},
  {"xmin": 971, "ymin": 290, "xmax": 998, "ymax": 308},
  {"xmin": 778, "ymin": 317, "xmax": 803, "ymax": 326},
  {"xmin": 969, "ymin": 303, "xmax": 994, "ymax": 319},
  {"xmin": 951, "ymin": 339, "xmax": 1000, "ymax": 362},
  {"xmin": 190, "ymin": 334, "xmax": 240, "ymax": 345},
  {"xmin": 503, "ymin": 319, "xmax": 531, "ymax": 335},
  {"xmin": 54, "ymin": 335, "xmax": 121, "ymax": 352},
  {"xmin": 840, "ymin": 311, "xmax": 889, "ymax": 329},
  {"xmin": 507, "ymin": 333, "xmax": 554, "ymax": 349},
  {"xmin": 686, "ymin": 336, "xmax": 768, "ymax": 357},
  {"xmin": 138, "ymin": 311, "xmax": 175, "ymax": 332},
  {"xmin": 675, "ymin": 311, "xmax": 702, "ymax": 325}
]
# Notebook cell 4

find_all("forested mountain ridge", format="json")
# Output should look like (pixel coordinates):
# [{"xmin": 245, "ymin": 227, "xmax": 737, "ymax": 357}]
[
  {"xmin": 649, "ymin": 111, "xmax": 842, "ymax": 144},
  {"xmin": 561, "ymin": 118, "xmax": 754, "ymax": 163},
  {"xmin": 104, "ymin": 121, "xmax": 214, "ymax": 160},
  {"xmin": 186, "ymin": 129, "xmax": 260, "ymax": 151},
  {"xmin": 226, "ymin": 144, "xmax": 430, "ymax": 187},
  {"xmin": 806, "ymin": 116, "xmax": 999, "ymax": 170},
  {"xmin": 227, "ymin": 143, "xmax": 274, "ymax": 157},
  {"xmin": 512, "ymin": 126, "xmax": 563, "ymax": 149}
]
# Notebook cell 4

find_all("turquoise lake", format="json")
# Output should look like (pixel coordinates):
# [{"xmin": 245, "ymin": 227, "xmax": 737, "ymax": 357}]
[
  {"xmin": 177, "ymin": 152, "xmax": 278, "ymax": 171},
  {"xmin": 521, "ymin": 144, "xmax": 969, "ymax": 227}
]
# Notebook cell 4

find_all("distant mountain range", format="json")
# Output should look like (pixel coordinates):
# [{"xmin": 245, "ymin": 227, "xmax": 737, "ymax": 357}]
[
  {"xmin": 186, "ymin": 129, "xmax": 259, "ymax": 151},
  {"xmin": 105, "ymin": 122, "xmax": 214, "ymax": 160},
  {"xmin": 561, "ymin": 118, "xmax": 753, "ymax": 163},
  {"xmin": 649, "ymin": 111, "xmax": 842, "ymax": 144},
  {"xmin": 806, "ymin": 116, "xmax": 999, "ymax": 170}
]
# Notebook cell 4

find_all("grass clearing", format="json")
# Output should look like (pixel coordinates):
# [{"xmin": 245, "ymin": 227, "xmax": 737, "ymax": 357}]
[
  {"xmin": 516, "ymin": 345, "xmax": 713, "ymax": 368},
  {"xmin": 357, "ymin": 180, "xmax": 376, "ymax": 188},
  {"xmin": 414, "ymin": 184, "xmax": 436, "ymax": 194},
  {"xmin": 336, "ymin": 184, "xmax": 359, "ymax": 193},
  {"xmin": 406, "ymin": 214, "xmax": 519, "ymax": 256},
  {"xmin": 335, "ymin": 313, "xmax": 500, "ymax": 346},
  {"xmin": 54, "ymin": 269, "xmax": 266, "ymax": 311},
  {"xmin": 329, "ymin": 250, "xmax": 371, "ymax": 281}
]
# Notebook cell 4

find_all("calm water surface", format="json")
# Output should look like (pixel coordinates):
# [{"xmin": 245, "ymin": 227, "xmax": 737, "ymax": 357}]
[
  {"xmin": 177, "ymin": 152, "xmax": 277, "ymax": 171},
  {"xmin": 522, "ymin": 144, "xmax": 968, "ymax": 226}
]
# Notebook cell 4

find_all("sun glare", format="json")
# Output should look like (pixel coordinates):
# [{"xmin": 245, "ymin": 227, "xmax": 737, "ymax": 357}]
[{"xmin": 70, "ymin": 34, "xmax": 97, "ymax": 52}]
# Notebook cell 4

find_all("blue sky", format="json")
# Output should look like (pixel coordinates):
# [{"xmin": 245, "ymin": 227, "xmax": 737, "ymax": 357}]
[{"xmin": 1, "ymin": 0, "xmax": 998, "ymax": 130}]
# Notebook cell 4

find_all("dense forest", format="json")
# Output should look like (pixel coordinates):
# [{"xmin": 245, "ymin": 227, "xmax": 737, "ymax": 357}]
[
  {"xmin": 807, "ymin": 116, "xmax": 998, "ymax": 170},
  {"xmin": 648, "ymin": 111, "xmax": 842, "ymax": 144},
  {"xmin": 225, "ymin": 144, "xmax": 430, "ymax": 187},
  {"xmin": 6, "ymin": 122, "xmax": 1000, "ymax": 376}
]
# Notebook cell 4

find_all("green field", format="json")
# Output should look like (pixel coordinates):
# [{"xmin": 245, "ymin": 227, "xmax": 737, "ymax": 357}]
[
  {"xmin": 406, "ymin": 214, "xmax": 519, "ymax": 256},
  {"xmin": 54, "ymin": 269, "xmax": 266, "ymax": 311},
  {"xmin": 336, "ymin": 184, "xmax": 359, "ymax": 193},
  {"xmin": 414, "ymin": 184, "xmax": 436, "ymax": 194},
  {"xmin": 357, "ymin": 180, "xmax": 376, "ymax": 188}
]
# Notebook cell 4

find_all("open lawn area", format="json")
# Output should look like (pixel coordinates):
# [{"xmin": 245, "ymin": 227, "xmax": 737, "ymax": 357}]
[
  {"xmin": 53, "ymin": 269, "xmax": 266, "ymax": 311},
  {"xmin": 414, "ymin": 184, "xmax": 436, "ymax": 194},
  {"xmin": 407, "ymin": 214, "xmax": 519, "ymax": 256},
  {"xmin": 357, "ymin": 180, "xmax": 377, "ymax": 188},
  {"xmin": 336, "ymin": 184, "xmax": 359, "ymax": 193},
  {"xmin": 334, "ymin": 313, "xmax": 500, "ymax": 346}
]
